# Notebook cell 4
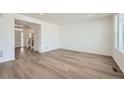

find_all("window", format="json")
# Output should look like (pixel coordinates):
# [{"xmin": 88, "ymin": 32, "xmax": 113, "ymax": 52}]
[
  {"xmin": 115, "ymin": 14, "xmax": 124, "ymax": 53},
  {"xmin": 114, "ymin": 14, "xmax": 119, "ymax": 49},
  {"xmin": 118, "ymin": 15, "xmax": 124, "ymax": 52}
]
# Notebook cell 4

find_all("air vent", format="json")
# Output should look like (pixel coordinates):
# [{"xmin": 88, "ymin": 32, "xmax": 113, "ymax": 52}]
[
  {"xmin": 112, "ymin": 67, "xmax": 118, "ymax": 72},
  {"xmin": 0, "ymin": 51, "xmax": 3, "ymax": 57}
]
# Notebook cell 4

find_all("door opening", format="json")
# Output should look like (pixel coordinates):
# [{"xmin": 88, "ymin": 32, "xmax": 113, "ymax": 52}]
[{"xmin": 14, "ymin": 19, "xmax": 41, "ymax": 58}]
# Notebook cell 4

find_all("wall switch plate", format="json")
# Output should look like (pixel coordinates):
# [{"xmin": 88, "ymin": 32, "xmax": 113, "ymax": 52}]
[{"xmin": 0, "ymin": 51, "xmax": 3, "ymax": 57}]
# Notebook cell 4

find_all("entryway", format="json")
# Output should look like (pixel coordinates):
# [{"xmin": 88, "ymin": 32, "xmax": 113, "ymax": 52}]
[{"xmin": 14, "ymin": 19, "xmax": 41, "ymax": 59}]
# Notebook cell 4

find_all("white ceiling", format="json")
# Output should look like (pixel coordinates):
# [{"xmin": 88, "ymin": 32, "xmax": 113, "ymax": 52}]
[{"xmin": 21, "ymin": 13, "xmax": 113, "ymax": 25}]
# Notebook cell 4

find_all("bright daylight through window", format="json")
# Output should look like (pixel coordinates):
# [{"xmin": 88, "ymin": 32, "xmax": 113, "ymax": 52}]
[{"xmin": 115, "ymin": 14, "xmax": 124, "ymax": 53}]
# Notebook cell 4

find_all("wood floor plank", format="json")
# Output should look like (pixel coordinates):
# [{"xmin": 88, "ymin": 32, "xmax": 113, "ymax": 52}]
[{"xmin": 0, "ymin": 47, "xmax": 123, "ymax": 79}]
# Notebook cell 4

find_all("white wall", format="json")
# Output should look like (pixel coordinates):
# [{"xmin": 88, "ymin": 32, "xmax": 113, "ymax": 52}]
[
  {"xmin": 0, "ymin": 13, "xmax": 60, "ymax": 63},
  {"xmin": 41, "ymin": 23, "xmax": 60, "ymax": 52},
  {"xmin": 60, "ymin": 17, "xmax": 113, "ymax": 56},
  {"xmin": 0, "ymin": 14, "xmax": 15, "ymax": 63}
]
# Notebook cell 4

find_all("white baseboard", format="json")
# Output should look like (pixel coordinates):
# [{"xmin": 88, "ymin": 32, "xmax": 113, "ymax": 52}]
[
  {"xmin": 113, "ymin": 56, "xmax": 124, "ymax": 73},
  {"xmin": 112, "ymin": 50, "xmax": 124, "ymax": 74},
  {"xmin": 60, "ymin": 48, "xmax": 112, "ymax": 56},
  {"xmin": 0, "ymin": 58, "xmax": 15, "ymax": 63}
]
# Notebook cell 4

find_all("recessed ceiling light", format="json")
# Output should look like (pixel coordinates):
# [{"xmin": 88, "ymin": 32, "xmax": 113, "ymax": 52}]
[{"xmin": 89, "ymin": 14, "xmax": 93, "ymax": 17}]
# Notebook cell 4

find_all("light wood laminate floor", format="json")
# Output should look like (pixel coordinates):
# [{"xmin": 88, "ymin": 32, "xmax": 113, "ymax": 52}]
[{"xmin": 0, "ymin": 47, "xmax": 124, "ymax": 79}]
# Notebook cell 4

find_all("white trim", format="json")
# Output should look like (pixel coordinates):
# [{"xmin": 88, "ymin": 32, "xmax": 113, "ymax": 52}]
[
  {"xmin": 113, "ymin": 56, "xmax": 124, "ymax": 73},
  {"xmin": 119, "ymin": 49, "xmax": 124, "ymax": 54},
  {"xmin": 0, "ymin": 58, "xmax": 15, "ymax": 63},
  {"xmin": 113, "ymin": 49, "xmax": 124, "ymax": 73}
]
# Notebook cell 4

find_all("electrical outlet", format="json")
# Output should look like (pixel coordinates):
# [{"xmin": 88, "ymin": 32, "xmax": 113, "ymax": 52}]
[{"xmin": 0, "ymin": 51, "xmax": 3, "ymax": 57}]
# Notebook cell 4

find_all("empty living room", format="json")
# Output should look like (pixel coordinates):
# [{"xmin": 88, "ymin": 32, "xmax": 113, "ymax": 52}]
[
  {"xmin": 0, "ymin": 13, "xmax": 124, "ymax": 79},
  {"xmin": 1, "ymin": 0, "xmax": 124, "ymax": 93}
]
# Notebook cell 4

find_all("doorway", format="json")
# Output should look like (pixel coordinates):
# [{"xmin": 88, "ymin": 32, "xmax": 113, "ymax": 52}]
[{"xmin": 14, "ymin": 19, "xmax": 41, "ymax": 58}]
